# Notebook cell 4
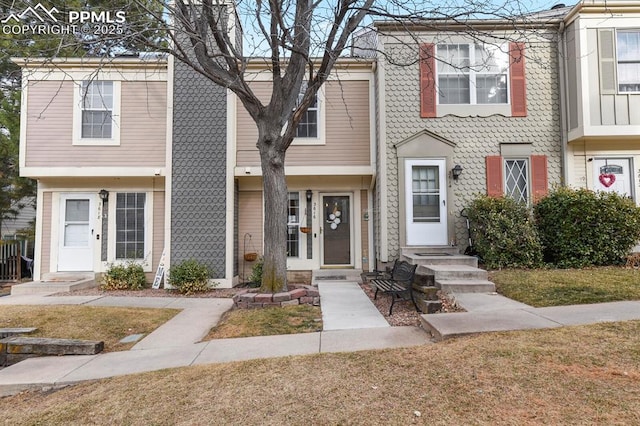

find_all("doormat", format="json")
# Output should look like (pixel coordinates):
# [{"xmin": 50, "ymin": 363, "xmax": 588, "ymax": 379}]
[
  {"xmin": 414, "ymin": 253, "xmax": 452, "ymax": 256},
  {"xmin": 315, "ymin": 275, "xmax": 347, "ymax": 280}
]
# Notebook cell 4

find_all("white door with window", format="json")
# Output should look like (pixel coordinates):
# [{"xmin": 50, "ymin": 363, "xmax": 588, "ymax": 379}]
[
  {"xmin": 405, "ymin": 159, "xmax": 448, "ymax": 245},
  {"xmin": 593, "ymin": 158, "xmax": 633, "ymax": 197},
  {"xmin": 58, "ymin": 194, "xmax": 95, "ymax": 271}
]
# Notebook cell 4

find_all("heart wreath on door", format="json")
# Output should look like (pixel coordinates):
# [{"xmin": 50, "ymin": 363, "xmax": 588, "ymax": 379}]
[{"xmin": 599, "ymin": 173, "xmax": 616, "ymax": 188}]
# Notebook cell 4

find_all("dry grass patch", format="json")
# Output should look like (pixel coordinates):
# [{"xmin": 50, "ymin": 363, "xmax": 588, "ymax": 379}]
[
  {"xmin": 0, "ymin": 305, "xmax": 179, "ymax": 352},
  {"xmin": 204, "ymin": 304, "xmax": 322, "ymax": 339},
  {"xmin": 490, "ymin": 267, "xmax": 640, "ymax": 307},
  {"xmin": 2, "ymin": 321, "xmax": 639, "ymax": 424}
]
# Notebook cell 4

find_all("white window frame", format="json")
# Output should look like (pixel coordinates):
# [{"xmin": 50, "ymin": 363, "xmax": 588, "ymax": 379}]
[
  {"xmin": 436, "ymin": 43, "xmax": 510, "ymax": 106},
  {"xmin": 72, "ymin": 80, "xmax": 121, "ymax": 146},
  {"xmin": 504, "ymin": 158, "xmax": 530, "ymax": 204},
  {"xmin": 287, "ymin": 192, "xmax": 301, "ymax": 258},
  {"xmin": 292, "ymin": 85, "xmax": 326, "ymax": 146},
  {"xmin": 107, "ymin": 191, "xmax": 152, "ymax": 271},
  {"xmin": 616, "ymin": 29, "xmax": 640, "ymax": 94}
]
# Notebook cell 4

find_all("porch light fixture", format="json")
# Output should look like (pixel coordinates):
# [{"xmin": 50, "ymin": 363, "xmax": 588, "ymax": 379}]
[
  {"xmin": 99, "ymin": 189, "xmax": 109, "ymax": 201},
  {"xmin": 306, "ymin": 190, "xmax": 313, "ymax": 202},
  {"xmin": 452, "ymin": 165, "xmax": 463, "ymax": 180}
]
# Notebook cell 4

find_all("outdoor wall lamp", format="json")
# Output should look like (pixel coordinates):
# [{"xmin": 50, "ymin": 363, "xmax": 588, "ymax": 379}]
[
  {"xmin": 99, "ymin": 189, "xmax": 109, "ymax": 201},
  {"xmin": 306, "ymin": 189, "xmax": 313, "ymax": 202},
  {"xmin": 452, "ymin": 164, "xmax": 463, "ymax": 180}
]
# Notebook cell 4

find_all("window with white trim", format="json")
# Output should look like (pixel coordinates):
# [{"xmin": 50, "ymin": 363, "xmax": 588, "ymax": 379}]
[
  {"xmin": 115, "ymin": 193, "xmax": 146, "ymax": 259},
  {"xmin": 437, "ymin": 43, "xmax": 509, "ymax": 105},
  {"xmin": 73, "ymin": 80, "xmax": 120, "ymax": 145},
  {"xmin": 295, "ymin": 82, "xmax": 319, "ymax": 138},
  {"xmin": 287, "ymin": 192, "xmax": 300, "ymax": 258},
  {"xmin": 504, "ymin": 159, "xmax": 529, "ymax": 204},
  {"xmin": 617, "ymin": 30, "xmax": 640, "ymax": 93},
  {"xmin": 81, "ymin": 81, "xmax": 114, "ymax": 138}
]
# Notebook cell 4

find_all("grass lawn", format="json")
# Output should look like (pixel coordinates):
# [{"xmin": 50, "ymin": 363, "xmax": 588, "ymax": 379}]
[
  {"xmin": 0, "ymin": 306, "xmax": 179, "ymax": 352},
  {"xmin": 204, "ymin": 304, "xmax": 322, "ymax": 340},
  {"xmin": 490, "ymin": 267, "xmax": 640, "ymax": 307},
  {"xmin": 1, "ymin": 321, "xmax": 638, "ymax": 424}
]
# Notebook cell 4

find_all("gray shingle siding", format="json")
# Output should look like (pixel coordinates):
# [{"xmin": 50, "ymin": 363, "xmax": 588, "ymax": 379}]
[
  {"xmin": 380, "ymin": 34, "xmax": 563, "ymax": 257},
  {"xmin": 171, "ymin": 60, "xmax": 227, "ymax": 277}
]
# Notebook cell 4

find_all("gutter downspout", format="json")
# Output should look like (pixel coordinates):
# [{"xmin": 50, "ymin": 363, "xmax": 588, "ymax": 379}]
[{"xmin": 558, "ymin": 20, "xmax": 570, "ymax": 186}]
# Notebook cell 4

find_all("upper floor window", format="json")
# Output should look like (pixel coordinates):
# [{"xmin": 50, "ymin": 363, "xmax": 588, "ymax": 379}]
[
  {"xmin": 295, "ymin": 82, "xmax": 319, "ymax": 138},
  {"xmin": 81, "ymin": 81, "xmax": 113, "ymax": 138},
  {"xmin": 436, "ymin": 43, "xmax": 509, "ymax": 105},
  {"xmin": 73, "ymin": 80, "xmax": 120, "ymax": 146},
  {"xmin": 617, "ymin": 30, "xmax": 640, "ymax": 93}
]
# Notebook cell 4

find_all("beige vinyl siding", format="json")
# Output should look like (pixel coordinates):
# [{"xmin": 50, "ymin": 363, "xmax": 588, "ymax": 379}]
[
  {"xmin": 238, "ymin": 191, "xmax": 263, "ymax": 281},
  {"xmin": 25, "ymin": 81, "xmax": 166, "ymax": 167},
  {"xmin": 41, "ymin": 192, "xmax": 52, "ymax": 274},
  {"xmin": 360, "ymin": 190, "xmax": 369, "ymax": 272},
  {"xmin": 152, "ymin": 191, "xmax": 165, "ymax": 276},
  {"xmin": 236, "ymin": 81, "xmax": 371, "ymax": 166}
]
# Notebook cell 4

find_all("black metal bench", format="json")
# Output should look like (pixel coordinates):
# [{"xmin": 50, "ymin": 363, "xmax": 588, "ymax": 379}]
[{"xmin": 370, "ymin": 260, "xmax": 420, "ymax": 315}]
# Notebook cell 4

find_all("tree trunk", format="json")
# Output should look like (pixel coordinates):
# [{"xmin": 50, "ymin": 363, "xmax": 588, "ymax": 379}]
[{"xmin": 258, "ymin": 136, "xmax": 288, "ymax": 293}]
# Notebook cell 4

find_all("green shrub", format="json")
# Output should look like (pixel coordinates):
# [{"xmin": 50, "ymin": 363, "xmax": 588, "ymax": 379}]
[
  {"xmin": 248, "ymin": 257, "xmax": 263, "ymax": 287},
  {"xmin": 101, "ymin": 262, "xmax": 147, "ymax": 290},
  {"xmin": 534, "ymin": 187, "xmax": 640, "ymax": 268},
  {"xmin": 169, "ymin": 259, "xmax": 216, "ymax": 295},
  {"xmin": 466, "ymin": 195, "xmax": 543, "ymax": 269}
]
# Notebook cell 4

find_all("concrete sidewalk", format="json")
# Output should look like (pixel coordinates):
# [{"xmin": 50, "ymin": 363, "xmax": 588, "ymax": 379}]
[
  {"xmin": 3, "ymin": 286, "xmax": 640, "ymax": 396},
  {"xmin": 421, "ymin": 292, "xmax": 640, "ymax": 341},
  {"xmin": 0, "ymin": 290, "xmax": 429, "ymax": 396}
]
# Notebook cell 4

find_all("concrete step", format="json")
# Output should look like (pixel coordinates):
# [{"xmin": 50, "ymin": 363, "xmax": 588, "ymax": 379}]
[
  {"xmin": 11, "ymin": 278, "xmax": 98, "ymax": 295},
  {"xmin": 402, "ymin": 253, "xmax": 478, "ymax": 267},
  {"xmin": 401, "ymin": 246, "xmax": 460, "ymax": 256},
  {"xmin": 435, "ymin": 279, "xmax": 495, "ymax": 293},
  {"xmin": 418, "ymin": 264, "xmax": 488, "ymax": 281},
  {"xmin": 41, "ymin": 272, "xmax": 94, "ymax": 282}
]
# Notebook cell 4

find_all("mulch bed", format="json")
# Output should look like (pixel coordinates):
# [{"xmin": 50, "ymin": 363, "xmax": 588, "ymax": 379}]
[{"xmin": 359, "ymin": 283, "xmax": 464, "ymax": 327}]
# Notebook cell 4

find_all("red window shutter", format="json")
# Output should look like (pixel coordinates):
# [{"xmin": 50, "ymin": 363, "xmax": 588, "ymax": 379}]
[
  {"xmin": 531, "ymin": 155, "xmax": 548, "ymax": 202},
  {"xmin": 419, "ymin": 43, "xmax": 436, "ymax": 118},
  {"xmin": 509, "ymin": 42, "xmax": 527, "ymax": 117},
  {"xmin": 486, "ymin": 156, "xmax": 504, "ymax": 197}
]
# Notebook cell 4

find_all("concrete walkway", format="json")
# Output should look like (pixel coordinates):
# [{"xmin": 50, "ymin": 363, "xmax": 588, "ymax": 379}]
[
  {"xmin": 421, "ymin": 292, "xmax": 640, "ymax": 341},
  {"xmin": 0, "ymin": 289, "xmax": 429, "ymax": 396},
  {"xmin": 3, "ymin": 285, "xmax": 640, "ymax": 396},
  {"xmin": 318, "ymin": 281, "xmax": 389, "ymax": 330}
]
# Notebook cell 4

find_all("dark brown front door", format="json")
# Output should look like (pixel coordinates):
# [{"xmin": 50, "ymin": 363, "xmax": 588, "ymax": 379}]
[{"xmin": 322, "ymin": 195, "xmax": 351, "ymax": 266}]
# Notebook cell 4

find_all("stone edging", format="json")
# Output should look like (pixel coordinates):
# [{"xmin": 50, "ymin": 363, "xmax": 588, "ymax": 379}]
[{"xmin": 233, "ymin": 285, "xmax": 320, "ymax": 309}]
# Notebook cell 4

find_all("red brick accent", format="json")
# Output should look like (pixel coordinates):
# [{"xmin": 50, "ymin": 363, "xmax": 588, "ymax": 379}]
[
  {"xmin": 254, "ymin": 293, "xmax": 273, "ymax": 303},
  {"xmin": 288, "ymin": 288, "xmax": 307, "ymax": 299},
  {"xmin": 233, "ymin": 286, "xmax": 321, "ymax": 309},
  {"xmin": 273, "ymin": 292, "xmax": 292, "ymax": 302}
]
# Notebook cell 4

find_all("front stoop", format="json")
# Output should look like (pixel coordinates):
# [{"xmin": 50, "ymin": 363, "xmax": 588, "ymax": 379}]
[
  {"xmin": 419, "ymin": 265, "xmax": 495, "ymax": 294},
  {"xmin": 11, "ymin": 276, "xmax": 98, "ymax": 296}
]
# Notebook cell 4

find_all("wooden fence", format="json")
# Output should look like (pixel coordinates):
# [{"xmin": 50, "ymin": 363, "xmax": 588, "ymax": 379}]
[{"xmin": 0, "ymin": 241, "xmax": 22, "ymax": 282}]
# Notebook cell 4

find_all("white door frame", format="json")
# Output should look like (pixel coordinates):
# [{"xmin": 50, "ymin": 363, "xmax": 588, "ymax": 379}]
[
  {"xmin": 320, "ymin": 192, "xmax": 354, "ymax": 267},
  {"xmin": 57, "ymin": 193, "xmax": 96, "ymax": 271},
  {"xmin": 405, "ymin": 158, "xmax": 448, "ymax": 246}
]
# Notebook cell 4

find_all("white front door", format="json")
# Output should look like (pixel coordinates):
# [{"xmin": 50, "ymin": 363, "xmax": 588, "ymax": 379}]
[
  {"xmin": 593, "ymin": 158, "xmax": 633, "ymax": 198},
  {"xmin": 405, "ymin": 159, "xmax": 448, "ymax": 245},
  {"xmin": 58, "ymin": 194, "xmax": 95, "ymax": 271}
]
